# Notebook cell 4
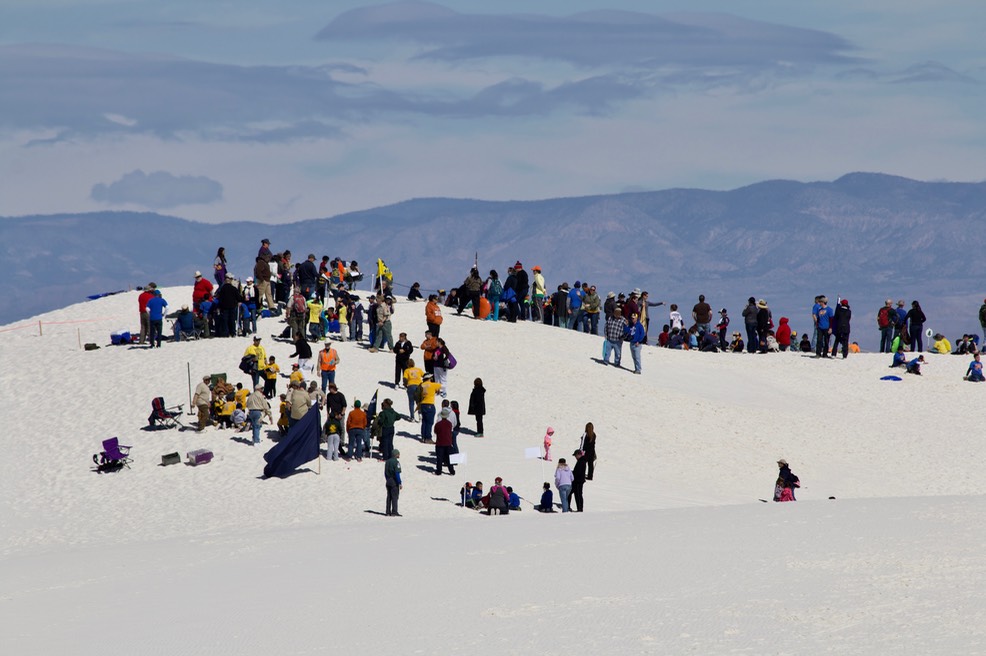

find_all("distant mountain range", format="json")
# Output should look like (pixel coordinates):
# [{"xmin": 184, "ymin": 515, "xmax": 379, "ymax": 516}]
[{"xmin": 3, "ymin": 172, "xmax": 986, "ymax": 346}]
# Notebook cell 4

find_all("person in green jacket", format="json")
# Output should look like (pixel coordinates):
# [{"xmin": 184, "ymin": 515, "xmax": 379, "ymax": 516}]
[{"xmin": 376, "ymin": 398, "xmax": 400, "ymax": 461}]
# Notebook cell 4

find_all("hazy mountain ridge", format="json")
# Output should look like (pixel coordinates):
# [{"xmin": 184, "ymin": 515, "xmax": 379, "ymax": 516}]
[{"xmin": 3, "ymin": 173, "xmax": 986, "ymax": 343}]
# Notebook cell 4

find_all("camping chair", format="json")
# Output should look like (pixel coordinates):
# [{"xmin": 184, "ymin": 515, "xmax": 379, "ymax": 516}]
[
  {"xmin": 171, "ymin": 317, "xmax": 202, "ymax": 342},
  {"xmin": 92, "ymin": 437, "xmax": 132, "ymax": 472},
  {"xmin": 148, "ymin": 397, "xmax": 186, "ymax": 429}
]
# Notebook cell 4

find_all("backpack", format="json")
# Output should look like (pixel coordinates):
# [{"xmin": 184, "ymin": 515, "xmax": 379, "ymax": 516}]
[
  {"xmin": 414, "ymin": 384, "xmax": 424, "ymax": 403},
  {"xmin": 490, "ymin": 278, "xmax": 503, "ymax": 296},
  {"xmin": 877, "ymin": 307, "xmax": 892, "ymax": 328},
  {"xmin": 292, "ymin": 294, "xmax": 307, "ymax": 316},
  {"xmin": 446, "ymin": 351, "xmax": 457, "ymax": 369}
]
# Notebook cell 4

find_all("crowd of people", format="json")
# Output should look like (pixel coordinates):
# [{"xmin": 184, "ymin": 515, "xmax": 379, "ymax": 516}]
[{"xmin": 138, "ymin": 240, "xmax": 986, "ymax": 517}]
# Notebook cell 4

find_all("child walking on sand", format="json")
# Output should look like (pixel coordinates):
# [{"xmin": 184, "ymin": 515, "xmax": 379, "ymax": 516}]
[{"xmin": 543, "ymin": 426, "xmax": 554, "ymax": 461}]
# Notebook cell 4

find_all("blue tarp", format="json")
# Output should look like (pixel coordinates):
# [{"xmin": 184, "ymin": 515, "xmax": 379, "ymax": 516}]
[{"xmin": 263, "ymin": 405, "xmax": 321, "ymax": 478}]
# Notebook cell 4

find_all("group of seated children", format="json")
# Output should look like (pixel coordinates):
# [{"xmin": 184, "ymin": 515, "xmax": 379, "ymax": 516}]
[
  {"xmin": 890, "ymin": 348, "xmax": 926, "ymax": 375},
  {"xmin": 460, "ymin": 478, "xmax": 523, "ymax": 515}
]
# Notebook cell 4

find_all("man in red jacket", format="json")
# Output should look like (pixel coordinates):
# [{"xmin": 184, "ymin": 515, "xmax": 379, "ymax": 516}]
[
  {"xmin": 137, "ymin": 282, "xmax": 157, "ymax": 344},
  {"xmin": 192, "ymin": 271, "xmax": 213, "ymax": 310}
]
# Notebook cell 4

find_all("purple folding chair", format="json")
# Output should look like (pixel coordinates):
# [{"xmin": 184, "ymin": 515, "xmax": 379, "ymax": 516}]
[{"xmin": 93, "ymin": 437, "xmax": 132, "ymax": 472}]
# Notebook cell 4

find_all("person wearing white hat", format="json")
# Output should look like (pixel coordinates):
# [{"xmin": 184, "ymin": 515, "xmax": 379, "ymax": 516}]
[
  {"xmin": 193, "ymin": 269, "xmax": 214, "ymax": 313},
  {"xmin": 239, "ymin": 275, "xmax": 259, "ymax": 336}
]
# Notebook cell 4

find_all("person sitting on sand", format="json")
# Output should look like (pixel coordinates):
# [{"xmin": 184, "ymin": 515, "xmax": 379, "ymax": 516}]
[
  {"xmin": 537, "ymin": 482, "xmax": 555, "ymax": 512},
  {"xmin": 729, "ymin": 331, "xmax": 744, "ymax": 353},
  {"xmin": 231, "ymin": 403, "xmax": 247, "ymax": 431},
  {"xmin": 466, "ymin": 481, "xmax": 483, "ymax": 509},
  {"xmin": 507, "ymin": 486, "xmax": 522, "ymax": 511},
  {"xmin": 965, "ymin": 353, "xmax": 984, "ymax": 382},
  {"xmin": 890, "ymin": 347, "xmax": 907, "ymax": 368},
  {"xmin": 906, "ymin": 355, "xmax": 925, "ymax": 375}
]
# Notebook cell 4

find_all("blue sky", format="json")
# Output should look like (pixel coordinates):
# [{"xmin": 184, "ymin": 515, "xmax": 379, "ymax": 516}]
[{"xmin": 1, "ymin": 0, "xmax": 983, "ymax": 222}]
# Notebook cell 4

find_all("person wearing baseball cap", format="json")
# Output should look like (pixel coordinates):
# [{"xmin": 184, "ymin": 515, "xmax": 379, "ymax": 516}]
[{"xmin": 243, "ymin": 336, "xmax": 267, "ymax": 388}]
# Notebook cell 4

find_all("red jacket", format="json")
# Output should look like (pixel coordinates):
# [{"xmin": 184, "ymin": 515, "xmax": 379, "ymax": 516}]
[
  {"xmin": 138, "ymin": 290, "xmax": 154, "ymax": 313},
  {"xmin": 434, "ymin": 418, "xmax": 453, "ymax": 447},
  {"xmin": 776, "ymin": 317, "xmax": 792, "ymax": 346},
  {"xmin": 193, "ymin": 278, "xmax": 213, "ymax": 303}
]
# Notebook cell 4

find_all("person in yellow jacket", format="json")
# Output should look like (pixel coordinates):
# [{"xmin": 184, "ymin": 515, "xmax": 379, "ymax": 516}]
[
  {"xmin": 242, "ymin": 336, "xmax": 268, "ymax": 388},
  {"xmin": 337, "ymin": 303, "xmax": 348, "ymax": 343},
  {"xmin": 289, "ymin": 362, "xmax": 305, "ymax": 386},
  {"xmin": 418, "ymin": 373, "xmax": 443, "ymax": 443},
  {"xmin": 307, "ymin": 298, "xmax": 324, "ymax": 340},
  {"xmin": 932, "ymin": 333, "xmax": 952, "ymax": 354},
  {"xmin": 318, "ymin": 341, "xmax": 340, "ymax": 392},
  {"xmin": 403, "ymin": 358, "xmax": 424, "ymax": 418},
  {"xmin": 263, "ymin": 356, "xmax": 279, "ymax": 398}
]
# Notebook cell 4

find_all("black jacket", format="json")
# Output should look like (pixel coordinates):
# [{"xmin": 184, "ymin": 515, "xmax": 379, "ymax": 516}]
[
  {"xmin": 833, "ymin": 305, "xmax": 852, "ymax": 334},
  {"xmin": 573, "ymin": 455, "xmax": 588, "ymax": 483},
  {"xmin": 467, "ymin": 386, "xmax": 486, "ymax": 416},
  {"xmin": 217, "ymin": 282, "xmax": 241, "ymax": 310},
  {"xmin": 514, "ymin": 269, "xmax": 529, "ymax": 299},
  {"xmin": 290, "ymin": 337, "xmax": 312, "ymax": 359}
]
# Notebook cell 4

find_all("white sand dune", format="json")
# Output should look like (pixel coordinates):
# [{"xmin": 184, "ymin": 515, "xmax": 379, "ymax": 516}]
[{"xmin": 3, "ymin": 289, "xmax": 985, "ymax": 654}]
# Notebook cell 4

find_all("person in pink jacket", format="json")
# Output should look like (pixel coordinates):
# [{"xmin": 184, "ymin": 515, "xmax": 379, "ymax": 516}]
[{"xmin": 543, "ymin": 426, "xmax": 554, "ymax": 461}]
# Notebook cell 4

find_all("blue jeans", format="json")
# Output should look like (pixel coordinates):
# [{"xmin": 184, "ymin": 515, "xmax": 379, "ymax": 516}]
[
  {"xmin": 629, "ymin": 343, "xmax": 642, "ymax": 372},
  {"xmin": 587, "ymin": 313, "xmax": 599, "ymax": 335},
  {"xmin": 249, "ymin": 409, "xmax": 263, "ymax": 444},
  {"xmin": 420, "ymin": 403, "xmax": 436, "ymax": 441},
  {"xmin": 406, "ymin": 385, "xmax": 419, "ymax": 416},
  {"xmin": 880, "ymin": 327, "xmax": 894, "ymax": 353},
  {"xmin": 348, "ymin": 428, "xmax": 367, "ymax": 459},
  {"xmin": 558, "ymin": 484, "xmax": 572, "ymax": 512},
  {"xmin": 320, "ymin": 369, "xmax": 335, "ymax": 392},
  {"xmin": 746, "ymin": 324, "xmax": 758, "ymax": 353},
  {"xmin": 568, "ymin": 310, "xmax": 584, "ymax": 330},
  {"xmin": 605, "ymin": 340, "xmax": 623, "ymax": 366}
]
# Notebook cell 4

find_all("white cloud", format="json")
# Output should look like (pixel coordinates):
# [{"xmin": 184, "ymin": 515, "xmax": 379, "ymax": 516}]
[{"xmin": 90, "ymin": 169, "xmax": 223, "ymax": 209}]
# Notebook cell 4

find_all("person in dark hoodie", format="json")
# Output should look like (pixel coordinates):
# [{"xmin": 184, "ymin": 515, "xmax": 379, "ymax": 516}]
[
  {"xmin": 776, "ymin": 317, "xmax": 792, "ymax": 351},
  {"xmin": 512, "ymin": 261, "xmax": 529, "ymax": 314},
  {"xmin": 755, "ymin": 299, "xmax": 772, "ymax": 354},
  {"xmin": 216, "ymin": 274, "xmax": 241, "ymax": 338},
  {"xmin": 831, "ymin": 299, "xmax": 853, "ymax": 358},
  {"xmin": 741, "ymin": 297, "xmax": 759, "ymax": 354},
  {"xmin": 467, "ymin": 377, "xmax": 486, "ymax": 437},
  {"xmin": 570, "ymin": 450, "xmax": 588, "ymax": 512}
]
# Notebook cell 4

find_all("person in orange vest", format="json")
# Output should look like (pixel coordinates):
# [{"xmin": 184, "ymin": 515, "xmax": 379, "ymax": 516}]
[{"xmin": 318, "ymin": 341, "xmax": 340, "ymax": 392}]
